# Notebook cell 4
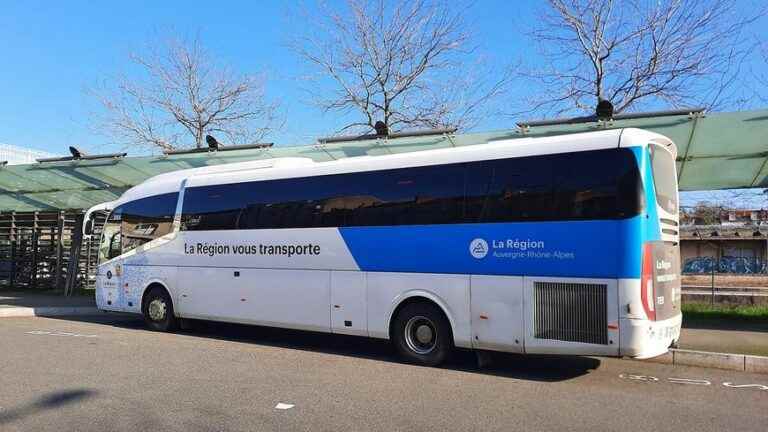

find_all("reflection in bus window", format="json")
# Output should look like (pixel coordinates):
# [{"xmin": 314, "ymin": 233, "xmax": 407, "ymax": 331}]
[
  {"xmin": 99, "ymin": 211, "xmax": 122, "ymax": 262},
  {"xmin": 99, "ymin": 193, "xmax": 179, "ymax": 260},
  {"xmin": 120, "ymin": 192, "xmax": 178, "ymax": 254}
]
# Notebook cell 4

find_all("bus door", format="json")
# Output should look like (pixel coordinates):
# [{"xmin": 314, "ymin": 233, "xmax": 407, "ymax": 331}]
[{"xmin": 97, "ymin": 211, "xmax": 125, "ymax": 308}]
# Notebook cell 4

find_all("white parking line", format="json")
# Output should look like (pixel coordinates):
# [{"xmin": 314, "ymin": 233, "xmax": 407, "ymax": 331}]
[
  {"xmin": 25, "ymin": 330, "xmax": 98, "ymax": 338},
  {"xmin": 723, "ymin": 382, "xmax": 768, "ymax": 391},
  {"xmin": 620, "ymin": 373, "xmax": 768, "ymax": 391},
  {"xmin": 275, "ymin": 403, "xmax": 295, "ymax": 410},
  {"xmin": 668, "ymin": 378, "xmax": 711, "ymax": 386}
]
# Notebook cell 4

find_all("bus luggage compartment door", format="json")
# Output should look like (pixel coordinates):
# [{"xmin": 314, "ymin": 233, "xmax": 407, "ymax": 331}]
[
  {"xmin": 330, "ymin": 271, "xmax": 367, "ymax": 336},
  {"xmin": 470, "ymin": 275, "xmax": 524, "ymax": 353},
  {"xmin": 177, "ymin": 267, "xmax": 332, "ymax": 333}
]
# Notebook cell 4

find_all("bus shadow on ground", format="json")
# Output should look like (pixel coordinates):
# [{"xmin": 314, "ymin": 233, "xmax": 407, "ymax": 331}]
[
  {"xmin": 188, "ymin": 319, "xmax": 602, "ymax": 382},
  {"xmin": 59, "ymin": 314, "xmax": 600, "ymax": 383}
]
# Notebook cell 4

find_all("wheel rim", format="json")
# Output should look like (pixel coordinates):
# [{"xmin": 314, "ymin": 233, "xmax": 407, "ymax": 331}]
[
  {"xmin": 147, "ymin": 298, "xmax": 167, "ymax": 321},
  {"xmin": 404, "ymin": 315, "xmax": 437, "ymax": 355}
]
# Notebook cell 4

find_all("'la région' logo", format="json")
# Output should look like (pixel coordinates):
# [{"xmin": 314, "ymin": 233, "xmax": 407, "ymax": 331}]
[{"xmin": 469, "ymin": 238, "xmax": 488, "ymax": 259}]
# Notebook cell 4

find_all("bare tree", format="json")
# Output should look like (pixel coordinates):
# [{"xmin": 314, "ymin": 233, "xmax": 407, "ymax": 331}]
[
  {"xmin": 291, "ymin": 0, "xmax": 510, "ymax": 134},
  {"xmin": 520, "ymin": 0, "xmax": 763, "ymax": 117},
  {"xmin": 91, "ymin": 36, "xmax": 281, "ymax": 151},
  {"xmin": 754, "ymin": 40, "xmax": 768, "ymax": 104},
  {"xmin": 690, "ymin": 201, "xmax": 724, "ymax": 225}
]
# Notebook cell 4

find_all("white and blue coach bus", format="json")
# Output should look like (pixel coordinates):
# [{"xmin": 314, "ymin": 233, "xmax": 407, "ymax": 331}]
[{"xmin": 85, "ymin": 128, "xmax": 681, "ymax": 365}]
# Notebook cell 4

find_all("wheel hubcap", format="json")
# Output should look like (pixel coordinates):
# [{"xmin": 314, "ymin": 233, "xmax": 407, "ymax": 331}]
[
  {"xmin": 148, "ymin": 299, "xmax": 167, "ymax": 321},
  {"xmin": 416, "ymin": 325, "xmax": 433, "ymax": 344},
  {"xmin": 405, "ymin": 315, "xmax": 437, "ymax": 355}
]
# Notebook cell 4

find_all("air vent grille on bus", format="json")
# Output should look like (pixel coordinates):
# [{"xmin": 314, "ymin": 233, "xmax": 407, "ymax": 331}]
[
  {"xmin": 660, "ymin": 218, "xmax": 678, "ymax": 227},
  {"xmin": 533, "ymin": 282, "xmax": 608, "ymax": 345}
]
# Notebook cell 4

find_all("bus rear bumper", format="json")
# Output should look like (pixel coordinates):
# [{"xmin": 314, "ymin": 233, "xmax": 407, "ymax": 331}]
[{"xmin": 619, "ymin": 313, "xmax": 682, "ymax": 359}]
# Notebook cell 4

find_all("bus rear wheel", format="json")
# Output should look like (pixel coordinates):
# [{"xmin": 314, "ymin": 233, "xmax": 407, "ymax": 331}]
[
  {"xmin": 142, "ymin": 288, "xmax": 178, "ymax": 332},
  {"xmin": 392, "ymin": 302, "xmax": 453, "ymax": 366}
]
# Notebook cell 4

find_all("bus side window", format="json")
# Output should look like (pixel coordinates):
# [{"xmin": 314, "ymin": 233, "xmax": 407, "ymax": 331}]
[
  {"xmin": 178, "ymin": 149, "xmax": 642, "ymax": 231},
  {"xmin": 649, "ymin": 144, "xmax": 677, "ymax": 214},
  {"xmin": 348, "ymin": 166, "xmax": 465, "ymax": 226},
  {"xmin": 467, "ymin": 155, "xmax": 555, "ymax": 222},
  {"xmin": 552, "ymin": 150, "xmax": 641, "ymax": 220},
  {"xmin": 182, "ymin": 185, "xmax": 241, "ymax": 231},
  {"xmin": 553, "ymin": 151, "xmax": 611, "ymax": 219},
  {"xmin": 465, "ymin": 149, "xmax": 641, "ymax": 223},
  {"xmin": 120, "ymin": 192, "xmax": 179, "ymax": 253}
]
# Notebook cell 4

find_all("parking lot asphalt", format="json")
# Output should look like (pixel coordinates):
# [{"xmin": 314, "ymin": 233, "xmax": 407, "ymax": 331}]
[{"xmin": 1, "ymin": 314, "xmax": 766, "ymax": 432}]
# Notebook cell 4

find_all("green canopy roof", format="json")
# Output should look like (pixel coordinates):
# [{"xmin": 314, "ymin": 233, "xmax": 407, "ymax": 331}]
[{"xmin": 1, "ymin": 109, "xmax": 766, "ymax": 212}]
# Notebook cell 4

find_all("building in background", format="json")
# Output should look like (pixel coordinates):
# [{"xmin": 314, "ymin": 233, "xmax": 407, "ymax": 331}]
[
  {"xmin": 0, "ymin": 143, "xmax": 55, "ymax": 165},
  {"xmin": 720, "ymin": 209, "xmax": 768, "ymax": 226},
  {"xmin": 682, "ymin": 226, "xmax": 767, "ymax": 274},
  {"xmin": 681, "ymin": 209, "xmax": 768, "ymax": 274},
  {"xmin": 681, "ymin": 207, "xmax": 768, "ymax": 226}
]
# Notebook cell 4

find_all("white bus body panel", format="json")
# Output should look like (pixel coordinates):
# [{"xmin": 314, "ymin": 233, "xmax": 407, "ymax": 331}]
[
  {"xmin": 617, "ymin": 278, "xmax": 681, "ymax": 358},
  {"xmin": 469, "ymin": 275, "xmax": 524, "ymax": 353},
  {"xmin": 96, "ymin": 260, "xmax": 177, "ymax": 316},
  {"xmin": 178, "ymin": 267, "xmax": 331, "ymax": 332},
  {"xmin": 330, "ymin": 271, "xmax": 368, "ymax": 336}
]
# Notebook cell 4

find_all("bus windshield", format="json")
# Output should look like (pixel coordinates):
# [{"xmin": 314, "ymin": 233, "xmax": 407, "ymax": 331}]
[{"xmin": 649, "ymin": 145, "xmax": 678, "ymax": 214}]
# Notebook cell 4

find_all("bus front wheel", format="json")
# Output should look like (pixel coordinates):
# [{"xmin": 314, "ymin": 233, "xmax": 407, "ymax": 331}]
[
  {"xmin": 392, "ymin": 302, "xmax": 453, "ymax": 366},
  {"xmin": 142, "ymin": 288, "xmax": 179, "ymax": 332}
]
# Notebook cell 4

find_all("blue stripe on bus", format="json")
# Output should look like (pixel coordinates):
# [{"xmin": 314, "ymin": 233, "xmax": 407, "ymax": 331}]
[
  {"xmin": 339, "ymin": 217, "xmax": 644, "ymax": 278},
  {"xmin": 339, "ymin": 146, "xmax": 663, "ymax": 279}
]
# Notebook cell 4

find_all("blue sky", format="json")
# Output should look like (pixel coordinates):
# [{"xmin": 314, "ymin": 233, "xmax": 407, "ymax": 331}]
[
  {"xmin": 0, "ymin": 0, "xmax": 766, "ymax": 207},
  {"xmin": 0, "ymin": 0, "xmax": 530, "ymax": 154}
]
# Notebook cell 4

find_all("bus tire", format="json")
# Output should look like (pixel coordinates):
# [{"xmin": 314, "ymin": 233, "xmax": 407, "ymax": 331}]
[
  {"xmin": 142, "ymin": 287, "xmax": 178, "ymax": 332},
  {"xmin": 392, "ymin": 302, "xmax": 453, "ymax": 366}
]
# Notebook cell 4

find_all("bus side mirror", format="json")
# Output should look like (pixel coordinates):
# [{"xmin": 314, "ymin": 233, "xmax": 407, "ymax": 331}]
[{"xmin": 84, "ymin": 219, "xmax": 93, "ymax": 236}]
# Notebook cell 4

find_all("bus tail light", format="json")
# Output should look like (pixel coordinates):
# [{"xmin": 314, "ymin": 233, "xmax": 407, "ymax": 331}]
[{"xmin": 641, "ymin": 243, "xmax": 656, "ymax": 321}]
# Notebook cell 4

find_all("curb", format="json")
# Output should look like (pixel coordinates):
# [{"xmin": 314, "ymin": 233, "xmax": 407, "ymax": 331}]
[
  {"xmin": 0, "ymin": 306, "xmax": 102, "ymax": 318},
  {"xmin": 645, "ymin": 349, "xmax": 768, "ymax": 374}
]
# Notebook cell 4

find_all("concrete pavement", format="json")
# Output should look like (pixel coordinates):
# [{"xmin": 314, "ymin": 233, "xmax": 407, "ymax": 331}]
[
  {"xmin": 680, "ymin": 327, "xmax": 768, "ymax": 357},
  {"xmin": 0, "ymin": 292, "xmax": 99, "ymax": 317},
  {"xmin": 2, "ymin": 290, "xmax": 768, "ymax": 370},
  {"xmin": 0, "ymin": 315, "xmax": 766, "ymax": 431}
]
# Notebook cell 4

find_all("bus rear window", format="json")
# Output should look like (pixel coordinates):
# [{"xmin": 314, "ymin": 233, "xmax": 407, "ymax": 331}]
[{"xmin": 649, "ymin": 145, "xmax": 678, "ymax": 214}]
